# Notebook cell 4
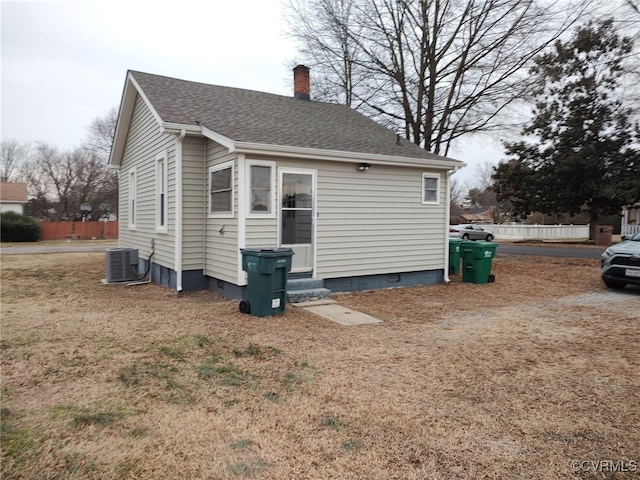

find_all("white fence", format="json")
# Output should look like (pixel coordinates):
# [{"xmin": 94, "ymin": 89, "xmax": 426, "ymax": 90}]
[
  {"xmin": 622, "ymin": 224, "xmax": 640, "ymax": 237},
  {"xmin": 477, "ymin": 224, "xmax": 590, "ymax": 241}
]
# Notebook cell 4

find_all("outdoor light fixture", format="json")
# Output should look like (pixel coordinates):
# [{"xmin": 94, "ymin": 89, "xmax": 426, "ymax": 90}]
[{"xmin": 357, "ymin": 163, "xmax": 371, "ymax": 171}]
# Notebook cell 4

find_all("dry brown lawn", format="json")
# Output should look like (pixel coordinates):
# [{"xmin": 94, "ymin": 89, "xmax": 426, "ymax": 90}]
[{"xmin": 1, "ymin": 252, "xmax": 638, "ymax": 479}]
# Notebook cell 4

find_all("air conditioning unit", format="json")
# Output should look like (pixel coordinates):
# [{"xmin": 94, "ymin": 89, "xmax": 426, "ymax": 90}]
[{"xmin": 105, "ymin": 248, "xmax": 139, "ymax": 283}]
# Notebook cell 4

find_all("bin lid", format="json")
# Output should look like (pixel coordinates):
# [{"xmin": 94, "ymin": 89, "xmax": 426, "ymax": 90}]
[
  {"xmin": 461, "ymin": 240, "xmax": 498, "ymax": 247},
  {"xmin": 477, "ymin": 241, "xmax": 498, "ymax": 248},
  {"xmin": 240, "ymin": 247, "xmax": 294, "ymax": 255},
  {"xmin": 241, "ymin": 247, "xmax": 293, "ymax": 251}
]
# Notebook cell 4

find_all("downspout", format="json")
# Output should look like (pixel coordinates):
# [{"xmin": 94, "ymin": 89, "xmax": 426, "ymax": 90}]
[
  {"xmin": 202, "ymin": 139, "xmax": 207, "ymax": 277},
  {"xmin": 443, "ymin": 168, "xmax": 458, "ymax": 284},
  {"xmin": 175, "ymin": 129, "xmax": 186, "ymax": 292},
  {"xmin": 237, "ymin": 153, "xmax": 247, "ymax": 286}
]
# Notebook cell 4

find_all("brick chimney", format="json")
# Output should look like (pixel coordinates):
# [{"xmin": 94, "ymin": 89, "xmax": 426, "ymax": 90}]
[{"xmin": 293, "ymin": 65, "xmax": 310, "ymax": 101}]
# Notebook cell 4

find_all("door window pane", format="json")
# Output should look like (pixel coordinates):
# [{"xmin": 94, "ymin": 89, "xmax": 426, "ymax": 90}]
[
  {"xmin": 281, "ymin": 210, "xmax": 312, "ymax": 244},
  {"xmin": 282, "ymin": 173, "xmax": 312, "ymax": 208}
]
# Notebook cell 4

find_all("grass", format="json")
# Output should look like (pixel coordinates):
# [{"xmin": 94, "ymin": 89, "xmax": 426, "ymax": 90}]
[
  {"xmin": 215, "ymin": 363, "xmax": 248, "ymax": 386},
  {"xmin": 51, "ymin": 404, "xmax": 129, "ymax": 429},
  {"xmin": 159, "ymin": 345, "xmax": 186, "ymax": 361},
  {"xmin": 117, "ymin": 362, "xmax": 180, "ymax": 386},
  {"xmin": 322, "ymin": 416, "xmax": 345, "ymax": 429},
  {"xmin": 0, "ymin": 409, "xmax": 38, "ymax": 464},
  {"xmin": 228, "ymin": 459, "xmax": 266, "ymax": 477},
  {"xmin": 1, "ymin": 251, "xmax": 639, "ymax": 479},
  {"xmin": 230, "ymin": 438, "xmax": 254, "ymax": 450},
  {"xmin": 232, "ymin": 343, "xmax": 280, "ymax": 359}
]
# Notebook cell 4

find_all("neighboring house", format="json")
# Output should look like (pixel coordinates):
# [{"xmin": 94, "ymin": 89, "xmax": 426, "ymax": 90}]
[
  {"xmin": 459, "ymin": 208, "xmax": 494, "ymax": 224},
  {"xmin": 0, "ymin": 182, "xmax": 28, "ymax": 214},
  {"xmin": 109, "ymin": 67, "xmax": 465, "ymax": 298},
  {"xmin": 622, "ymin": 201, "xmax": 640, "ymax": 236}
]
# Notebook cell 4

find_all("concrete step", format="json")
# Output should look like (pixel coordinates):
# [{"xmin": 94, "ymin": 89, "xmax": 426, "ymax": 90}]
[
  {"xmin": 287, "ymin": 287, "xmax": 332, "ymax": 304},
  {"xmin": 290, "ymin": 299, "xmax": 337, "ymax": 308},
  {"xmin": 287, "ymin": 277, "xmax": 325, "ymax": 291}
]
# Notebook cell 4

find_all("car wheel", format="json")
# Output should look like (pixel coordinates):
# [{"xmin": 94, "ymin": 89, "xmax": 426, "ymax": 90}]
[
  {"xmin": 603, "ymin": 278, "xmax": 626, "ymax": 290},
  {"xmin": 462, "ymin": 234, "xmax": 470, "ymax": 240},
  {"xmin": 486, "ymin": 234, "xmax": 494, "ymax": 241}
]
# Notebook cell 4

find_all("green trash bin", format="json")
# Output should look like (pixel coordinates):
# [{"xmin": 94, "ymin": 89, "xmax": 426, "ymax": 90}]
[
  {"xmin": 239, "ymin": 248, "xmax": 294, "ymax": 317},
  {"xmin": 460, "ymin": 241, "xmax": 498, "ymax": 284},
  {"xmin": 449, "ymin": 238, "xmax": 463, "ymax": 275}
]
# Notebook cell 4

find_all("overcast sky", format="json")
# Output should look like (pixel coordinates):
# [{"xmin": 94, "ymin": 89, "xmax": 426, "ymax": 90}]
[
  {"xmin": 1, "ymin": 0, "xmax": 297, "ymax": 141},
  {"xmin": 1, "ymin": 0, "xmax": 506, "ymax": 187}
]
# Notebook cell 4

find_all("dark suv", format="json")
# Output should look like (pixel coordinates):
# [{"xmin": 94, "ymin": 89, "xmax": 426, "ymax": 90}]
[{"xmin": 601, "ymin": 232, "xmax": 640, "ymax": 289}]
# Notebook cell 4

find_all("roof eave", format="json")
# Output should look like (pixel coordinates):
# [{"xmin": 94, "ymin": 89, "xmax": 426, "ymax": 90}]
[
  {"xmin": 109, "ymin": 72, "xmax": 165, "ymax": 167},
  {"xmin": 232, "ymin": 141, "xmax": 466, "ymax": 170}
]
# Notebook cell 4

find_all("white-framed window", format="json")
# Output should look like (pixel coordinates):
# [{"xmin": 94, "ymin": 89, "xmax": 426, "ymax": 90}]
[
  {"xmin": 156, "ymin": 151, "xmax": 168, "ymax": 232},
  {"xmin": 209, "ymin": 161, "xmax": 234, "ymax": 218},
  {"xmin": 128, "ymin": 168, "xmax": 137, "ymax": 229},
  {"xmin": 422, "ymin": 173, "xmax": 440, "ymax": 204},
  {"xmin": 247, "ymin": 160, "xmax": 275, "ymax": 217}
]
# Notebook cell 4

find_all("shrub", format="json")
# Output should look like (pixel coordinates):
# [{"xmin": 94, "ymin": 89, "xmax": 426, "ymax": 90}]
[{"xmin": 0, "ymin": 212, "xmax": 40, "ymax": 242}]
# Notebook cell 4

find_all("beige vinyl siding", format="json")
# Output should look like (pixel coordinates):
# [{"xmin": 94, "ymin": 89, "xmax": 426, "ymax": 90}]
[
  {"xmin": 182, "ymin": 136, "xmax": 206, "ymax": 270},
  {"xmin": 119, "ymin": 94, "xmax": 176, "ymax": 268},
  {"xmin": 204, "ymin": 140, "xmax": 238, "ymax": 283},
  {"xmin": 318, "ymin": 165, "xmax": 446, "ymax": 277},
  {"xmin": 245, "ymin": 217, "xmax": 277, "ymax": 247},
  {"xmin": 276, "ymin": 158, "xmax": 446, "ymax": 278}
]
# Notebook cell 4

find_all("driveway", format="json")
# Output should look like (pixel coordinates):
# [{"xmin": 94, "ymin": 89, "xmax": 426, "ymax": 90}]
[
  {"xmin": 497, "ymin": 243, "xmax": 604, "ymax": 259},
  {"xmin": 0, "ymin": 242, "xmax": 117, "ymax": 255}
]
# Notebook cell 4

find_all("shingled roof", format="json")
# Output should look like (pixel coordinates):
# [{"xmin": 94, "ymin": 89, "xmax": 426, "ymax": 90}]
[
  {"xmin": 124, "ymin": 70, "xmax": 461, "ymax": 165},
  {"xmin": 0, "ymin": 182, "xmax": 28, "ymax": 203}
]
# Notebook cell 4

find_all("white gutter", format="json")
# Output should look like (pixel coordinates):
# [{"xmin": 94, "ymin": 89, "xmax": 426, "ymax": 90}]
[
  {"xmin": 237, "ymin": 154, "xmax": 247, "ymax": 286},
  {"xmin": 162, "ymin": 123, "xmax": 202, "ymax": 135},
  {"xmin": 175, "ymin": 129, "xmax": 186, "ymax": 292},
  {"xmin": 162, "ymin": 122, "xmax": 465, "ymax": 170},
  {"xmin": 443, "ymin": 167, "xmax": 462, "ymax": 283},
  {"xmin": 233, "ymin": 141, "xmax": 465, "ymax": 170}
]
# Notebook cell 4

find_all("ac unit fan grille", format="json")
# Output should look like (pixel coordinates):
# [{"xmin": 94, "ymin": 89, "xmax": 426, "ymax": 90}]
[{"xmin": 105, "ymin": 248, "xmax": 139, "ymax": 282}]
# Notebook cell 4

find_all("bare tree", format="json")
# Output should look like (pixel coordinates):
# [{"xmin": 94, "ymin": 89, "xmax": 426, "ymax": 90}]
[
  {"xmin": 4, "ymin": 109, "xmax": 119, "ymax": 220},
  {"xmin": 1, "ymin": 140, "xmax": 31, "ymax": 182},
  {"xmin": 82, "ymin": 107, "xmax": 119, "ymax": 216},
  {"xmin": 32, "ymin": 143, "xmax": 76, "ymax": 219},
  {"xmin": 286, "ymin": 0, "xmax": 594, "ymax": 155},
  {"xmin": 83, "ymin": 107, "xmax": 118, "ymax": 160},
  {"xmin": 625, "ymin": 0, "xmax": 639, "ymax": 15},
  {"xmin": 472, "ymin": 160, "xmax": 498, "ymax": 191},
  {"xmin": 23, "ymin": 143, "xmax": 116, "ymax": 220},
  {"xmin": 449, "ymin": 176, "xmax": 465, "ymax": 216}
]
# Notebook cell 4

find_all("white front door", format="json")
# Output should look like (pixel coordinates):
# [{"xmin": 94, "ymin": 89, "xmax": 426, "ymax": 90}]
[{"xmin": 279, "ymin": 169, "xmax": 315, "ymax": 273}]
